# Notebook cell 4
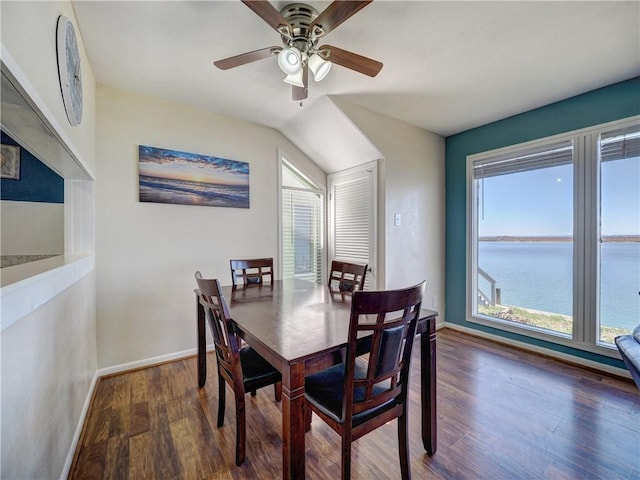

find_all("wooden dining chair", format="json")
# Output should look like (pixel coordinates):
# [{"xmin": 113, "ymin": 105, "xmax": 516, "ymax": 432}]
[
  {"xmin": 194, "ymin": 272, "xmax": 282, "ymax": 466},
  {"xmin": 304, "ymin": 281, "xmax": 426, "ymax": 480},
  {"xmin": 328, "ymin": 260, "xmax": 368, "ymax": 293},
  {"xmin": 230, "ymin": 258, "xmax": 274, "ymax": 287}
]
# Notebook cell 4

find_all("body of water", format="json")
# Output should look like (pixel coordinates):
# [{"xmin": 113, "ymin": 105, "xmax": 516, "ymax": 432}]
[
  {"xmin": 139, "ymin": 175, "xmax": 249, "ymax": 208},
  {"xmin": 478, "ymin": 241, "xmax": 639, "ymax": 331}
]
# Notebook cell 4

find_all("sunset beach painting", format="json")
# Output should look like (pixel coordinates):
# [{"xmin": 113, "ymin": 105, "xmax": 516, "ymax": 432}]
[{"xmin": 138, "ymin": 145, "xmax": 249, "ymax": 208}]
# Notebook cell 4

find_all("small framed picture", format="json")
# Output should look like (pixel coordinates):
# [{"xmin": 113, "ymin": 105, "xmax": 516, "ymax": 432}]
[{"xmin": 1, "ymin": 144, "xmax": 20, "ymax": 179}]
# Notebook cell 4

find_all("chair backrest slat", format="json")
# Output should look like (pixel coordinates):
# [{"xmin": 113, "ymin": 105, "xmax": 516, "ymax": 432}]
[
  {"xmin": 230, "ymin": 258, "xmax": 274, "ymax": 287},
  {"xmin": 328, "ymin": 260, "xmax": 368, "ymax": 293},
  {"xmin": 195, "ymin": 272, "xmax": 244, "ymax": 392},
  {"xmin": 343, "ymin": 281, "xmax": 426, "ymax": 420}
]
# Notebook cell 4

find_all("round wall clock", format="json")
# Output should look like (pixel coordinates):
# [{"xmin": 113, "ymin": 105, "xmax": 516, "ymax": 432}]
[{"xmin": 56, "ymin": 15, "xmax": 83, "ymax": 126}]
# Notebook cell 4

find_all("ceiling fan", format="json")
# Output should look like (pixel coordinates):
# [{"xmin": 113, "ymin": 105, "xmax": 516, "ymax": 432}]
[{"xmin": 214, "ymin": 1, "xmax": 383, "ymax": 101}]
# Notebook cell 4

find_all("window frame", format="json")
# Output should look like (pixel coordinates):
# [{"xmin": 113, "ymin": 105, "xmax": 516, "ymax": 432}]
[
  {"xmin": 278, "ymin": 154, "xmax": 326, "ymax": 284},
  {"xmin": 466, "ymin": 115, "xmax": 640, "ymax": 358}
]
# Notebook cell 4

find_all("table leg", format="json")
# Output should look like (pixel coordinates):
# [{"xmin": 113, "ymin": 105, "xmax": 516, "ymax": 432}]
[
  {"xmin": 281, "ymin": 362, "xmax": 306, "ymax": 479},
  {"xmin": 421, "ymin": 320, "xmax": 437, "ymax": 455},
  {"xmin": 196, "ymin": 295, "xmax": 207, "ymax": 388}
]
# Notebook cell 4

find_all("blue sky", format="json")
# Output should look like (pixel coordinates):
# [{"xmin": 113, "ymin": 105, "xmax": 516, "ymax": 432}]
[
  {"xmin": 138, "ymin": 145, "xmax": 249, "ymax": 186},
  {"xmin": 601, "ymin": 157, "xmax": 640, "ymax": 235},
  {"xmin": 479, "ymin": 156, "xmax": 639, "ymax": 236}
]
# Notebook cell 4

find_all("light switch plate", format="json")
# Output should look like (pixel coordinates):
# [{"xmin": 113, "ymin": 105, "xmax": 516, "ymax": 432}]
[{"xmin": 394, "ymin": 213, "xmax": 401, "ymax": 226}]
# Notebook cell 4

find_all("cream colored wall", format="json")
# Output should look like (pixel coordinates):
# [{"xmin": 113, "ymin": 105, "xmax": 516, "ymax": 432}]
[
  {"xmin": 1, "ymin": 2, "xmax": 97, "ymax": 479},
  {"xmin": 1, "ymin": 273, "xmax": 96, "ymax": 479},
  {"xmin": 1, "ymin": 201, "xmax": 64, "ymax": 254},
  {"xmin": 333, "ymin": 99, "xmax": 446, "ymax": 318},
  {"xmin": 95, "ymin": 85, "xmax": 323, "ymax": 369}
]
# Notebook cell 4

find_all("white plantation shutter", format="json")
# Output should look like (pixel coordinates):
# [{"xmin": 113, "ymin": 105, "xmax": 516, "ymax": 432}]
[
  {"xmin": 329, "ymin": 162, "xmax": 377, "ymax": 289},
  {"xmin": 333, "ymin": 177, "xmax": 369, "ymax": 262}
]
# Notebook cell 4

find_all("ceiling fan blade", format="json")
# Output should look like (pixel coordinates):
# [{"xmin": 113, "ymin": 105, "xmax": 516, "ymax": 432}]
[
  {"xmin": 320, "ymin": 44, "xmax": 383, "ymax": 77},
  {"xmin": 242, "ymin": 0, "xmax": 291, "ymax": 33},
  {"xmin": 292, "ymin": 65, "xmax": 308, "ymax": 101},
  {"xmin": 214, "ymin": 46, "xmax": 280, "ymax": 70},
  {"xmin": 310, "ymin": 1, "xmax": 372, "ymax": 36}
]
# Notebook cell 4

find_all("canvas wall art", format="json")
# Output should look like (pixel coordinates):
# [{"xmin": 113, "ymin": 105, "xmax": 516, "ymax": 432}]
[{"xmin": 138, "ymin": 145, "xmax": 250, "ymax": 208}]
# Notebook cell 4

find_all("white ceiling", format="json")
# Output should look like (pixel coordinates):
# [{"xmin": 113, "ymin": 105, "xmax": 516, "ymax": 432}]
[{"xmin": 72, "ymin": 1, "xmax": 640, "ymax": 173}]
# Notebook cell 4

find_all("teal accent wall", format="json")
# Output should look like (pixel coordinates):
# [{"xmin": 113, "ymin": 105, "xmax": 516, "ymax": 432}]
[{"xmin": 445, "ymin": 77, "xmax": 640, "ymax": 369}]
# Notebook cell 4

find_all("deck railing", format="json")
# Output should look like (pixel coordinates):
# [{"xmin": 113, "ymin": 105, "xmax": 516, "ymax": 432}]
[{"xmin": 478, "ymin": 267, "xmax": 501, "ymax": 306}]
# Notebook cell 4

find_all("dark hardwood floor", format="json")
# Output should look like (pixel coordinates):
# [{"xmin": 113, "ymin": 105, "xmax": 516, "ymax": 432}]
[{"xmin": 69, "ymin": 328, "xmax": 640, "ymax": 479}]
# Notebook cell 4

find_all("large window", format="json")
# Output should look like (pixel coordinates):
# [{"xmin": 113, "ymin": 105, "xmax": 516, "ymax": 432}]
[
  {"xmin": 467, "ymin": 117, "xmax": 639, "ymax": 355},
  {"xmin": 598, "ymin": 125, "xmax": 640, "ymax": 345},
  {"xmin": 281, "ymin": 159, "xmax": 323, "ymax": 283}
]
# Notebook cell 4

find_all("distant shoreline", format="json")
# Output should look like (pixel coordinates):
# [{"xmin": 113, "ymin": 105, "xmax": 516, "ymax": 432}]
[{"xmin": 479, "ymin": 235, "xmax": 640, "ymax": 242}]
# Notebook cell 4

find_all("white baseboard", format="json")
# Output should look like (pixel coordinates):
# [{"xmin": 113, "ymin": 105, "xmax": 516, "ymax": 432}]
[
  {"xmin": 58, "ymin": 344, "xmax": 216, "ymax": 479},
  {"xmin": 442, "ymin": 322, "xmax": 631, "ymax": 379},
  {"xmin": 60, "ymin": 370, "xmax": 99, "ymax": 480},
  {"xmin": 97, "ymin": 347, "xmax": 203, "ymax": 377}
]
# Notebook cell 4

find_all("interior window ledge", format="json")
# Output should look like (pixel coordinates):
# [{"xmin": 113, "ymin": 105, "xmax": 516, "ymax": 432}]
[
  {"xmin": 1, "ymin": 254, "xmax": 94, "ymax": 331},
  {"xmin": 467, "ymin": 314, "xmax": 622, "ymax": 360}
]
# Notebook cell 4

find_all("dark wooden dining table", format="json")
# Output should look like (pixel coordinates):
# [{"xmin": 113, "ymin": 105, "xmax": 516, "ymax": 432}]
[{"xmin": 195, "ymin": 279, "xmax": 438, "ymax": 479}]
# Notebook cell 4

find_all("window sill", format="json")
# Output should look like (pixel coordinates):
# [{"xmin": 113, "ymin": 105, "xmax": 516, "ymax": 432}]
[
  {"xmin": 0, "ymin": 254, "xmax": 94, "ymax": 331},
  {"xmin": 466, "ymin": 313, "xmax": 621, "ymax": 360},
  {"xmin": 1, "ymin": 254, "xmax": 60, "ymax": 268}
]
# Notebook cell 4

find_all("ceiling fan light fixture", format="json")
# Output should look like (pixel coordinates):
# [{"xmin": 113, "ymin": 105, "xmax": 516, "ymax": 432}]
[
  {"xmin": 283, "ymin": 70, "xmax": 305, "ymax": 88},
  {"xmin": 278, "ymin": 47, "xmax": 302, "ymax": 75},
  {"xmin": 214, "ymin": 1, "xmax": 382, "ymax": 101},
  {"xmin": 308, "ymin": 53, "xmax": 332, "ymax": 82}
]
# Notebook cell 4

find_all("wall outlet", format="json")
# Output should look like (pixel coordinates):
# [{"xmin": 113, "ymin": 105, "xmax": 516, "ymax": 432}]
[{"xmin": 432, "ymin": 295, "xmax": 438, "ymax": 308}]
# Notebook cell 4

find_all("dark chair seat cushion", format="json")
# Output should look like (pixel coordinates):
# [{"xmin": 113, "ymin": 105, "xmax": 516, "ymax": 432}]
[
  {"xmin": 305, "ymin": 361, "xmax": 396, "ymax": 426},
  {"xmin": 339, "ymin": 280, "xmax": 354, "ymax": 292},
  {"xmin": 240, "ymin": 346, "xmax": 281, "ymax": 385}
]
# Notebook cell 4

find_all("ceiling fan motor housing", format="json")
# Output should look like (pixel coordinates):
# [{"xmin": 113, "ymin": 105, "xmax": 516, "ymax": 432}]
[{"xmin": 279, "ymin": 3, "xmax": 320, "ymax": 52}]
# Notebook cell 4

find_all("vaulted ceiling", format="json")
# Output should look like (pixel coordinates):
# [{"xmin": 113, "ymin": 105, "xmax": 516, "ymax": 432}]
[{"xmin": 72, "ymin": 1, "xmax": 640, "ymax": 172}]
